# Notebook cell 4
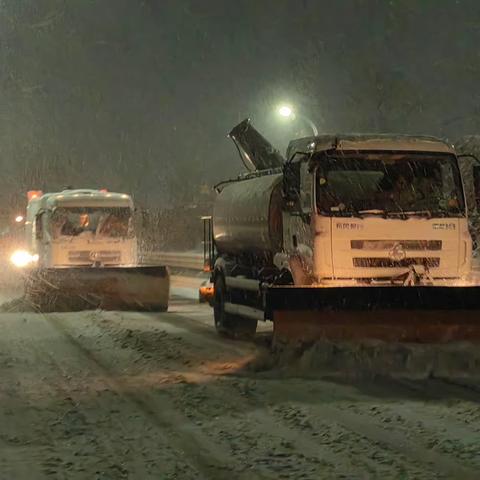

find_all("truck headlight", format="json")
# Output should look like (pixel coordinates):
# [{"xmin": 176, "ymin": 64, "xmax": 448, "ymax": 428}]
[{"xmin": 10, "ymin": 250, "xmax": 37, "ymax": 268}]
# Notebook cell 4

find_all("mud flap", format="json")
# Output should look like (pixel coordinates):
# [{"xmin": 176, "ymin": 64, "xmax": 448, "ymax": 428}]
[
  {"xmin": 25, "ymin": 266, "xmax": 170, "ymax": 312},
  {"xmin": 265, "ymin": 286, "xmax": 480, "ymax": 345}
]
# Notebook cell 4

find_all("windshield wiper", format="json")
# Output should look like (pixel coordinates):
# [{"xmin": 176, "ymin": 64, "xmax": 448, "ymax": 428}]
[
  {"xmin": 357, "ymin": 209, "xmax": 389, "ymax": 218},
  {"xmin": 357, "ymin": 209, "xmax": 435, "ymax": 219},
  {"xmin": 328, "ymin": 205, "xmax": 362, "ymax": 218},
  {"xmin": 358, "ymin": 209, "xmax": 386, "ymax": 215},
  {"xmin": 389, "ymin": 210, "xmax": 432, "ymax": 218}
]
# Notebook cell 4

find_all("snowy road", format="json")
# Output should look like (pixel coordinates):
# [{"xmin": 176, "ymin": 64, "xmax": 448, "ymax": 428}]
[{"xmin": 0, "ymin": 277, "xmax": 479, "ymax": 479}]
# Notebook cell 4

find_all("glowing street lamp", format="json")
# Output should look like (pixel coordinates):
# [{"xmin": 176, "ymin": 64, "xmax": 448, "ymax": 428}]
[
  {"xmin": 278, "ymin": 105, "xmax": 293, "ymax": 118},
  {"xmin": 276, "ymin": 104, "xmax": 319, "ymax": 136},
  {"xmin": 15, "ymin": 215, "xmax": 24, "ymax": 223}
]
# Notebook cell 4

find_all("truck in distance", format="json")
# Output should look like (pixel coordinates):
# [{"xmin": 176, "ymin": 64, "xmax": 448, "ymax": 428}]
[{"xmin": 13, "ymin": 188, "xmax": 170, "ymax": 311}]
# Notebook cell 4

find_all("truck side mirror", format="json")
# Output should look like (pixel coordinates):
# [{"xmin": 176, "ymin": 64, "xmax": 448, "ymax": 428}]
[
  {"xmin": 283, "ymin": 159, "xmax": 312, "ymax": 222},
  {"xmin": 458, "ymin": 154, "xmax": 480, "ymax": 213},
  {"xmin": 474, "ymin": 165, "xmax": 480, "ymax": 212},
  {"xmin": 299, "ymin": 162, "xmax": 313, "ymax": 215},
  {"xmin": 283, "ymin": 161, "xmax": 301, "ymax": 207},
  {"xmin": 35, "ymin": 213, "xmax": 43, "ymax": 240}
]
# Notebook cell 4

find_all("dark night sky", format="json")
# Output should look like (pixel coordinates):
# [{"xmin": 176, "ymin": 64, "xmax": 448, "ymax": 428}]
[{"xmin": 1, "ymin": 0, "xmax": 480, "ymax": 208}]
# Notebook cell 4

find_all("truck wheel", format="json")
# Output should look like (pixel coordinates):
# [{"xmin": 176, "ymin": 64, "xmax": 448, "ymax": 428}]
[{"xmin": 213, "ymin": 276, "xmax": 257, "ymax": 339}]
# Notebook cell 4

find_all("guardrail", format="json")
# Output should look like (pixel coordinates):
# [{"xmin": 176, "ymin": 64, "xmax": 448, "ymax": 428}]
[{"xmin": 141, "ymin": 251, "xmax": 204, "ymax": 271}]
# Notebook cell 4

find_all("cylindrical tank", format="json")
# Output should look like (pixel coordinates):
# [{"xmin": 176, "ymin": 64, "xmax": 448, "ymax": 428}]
[{"xmin": 213, "ymin": 173, "xmax": 283, "ymax": 255}]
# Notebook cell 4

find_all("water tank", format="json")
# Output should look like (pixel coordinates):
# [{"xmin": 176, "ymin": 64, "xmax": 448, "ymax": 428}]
[{"xmin": 213, "ymin": 173, "xmax": 283, "ymax": 255}]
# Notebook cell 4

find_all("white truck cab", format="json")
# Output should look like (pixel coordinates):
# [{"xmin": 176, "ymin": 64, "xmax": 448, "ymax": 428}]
[
  {"xmin": 283, "ymin": 134, "xmax": 472, "ymax": 285},
  {"xmin": 24, "ymin": 189, "xmax": 137, "ymax": 268}
]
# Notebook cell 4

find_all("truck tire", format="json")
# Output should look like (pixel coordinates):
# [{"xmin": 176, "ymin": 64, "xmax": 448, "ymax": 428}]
[{"xmin": 213, "ymin": 276, "xmax": 257, "ymax": 339}]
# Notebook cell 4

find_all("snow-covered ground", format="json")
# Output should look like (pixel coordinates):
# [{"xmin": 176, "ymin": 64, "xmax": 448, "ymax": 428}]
[{"xmin": 0, "ymin": 277, "xmax": 478, "ymax": 479}]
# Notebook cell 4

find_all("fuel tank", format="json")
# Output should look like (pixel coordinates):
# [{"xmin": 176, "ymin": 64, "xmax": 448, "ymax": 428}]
[{"xmin": 213, "ymin": 173, "xmax": 283, "ymax": 255}]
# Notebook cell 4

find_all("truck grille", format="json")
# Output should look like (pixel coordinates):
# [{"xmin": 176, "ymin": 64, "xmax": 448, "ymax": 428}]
[
  {"xmin": 68, "ymin": 250, "xmax": 121, "ymax": 263},
  {"xmin": 351, "ymin": 240, "xmax": 442, "ymax": 251},
  {"xmin": 353, "ymin": 257, "xmax": 440, "ymax": 268}
]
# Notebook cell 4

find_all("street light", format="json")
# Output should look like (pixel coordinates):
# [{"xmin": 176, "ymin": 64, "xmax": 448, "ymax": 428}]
[
  {"xmin": 277, "ymin": 104, "xmax": 319, "ymax": 136},
  {"xmin": 278, "ymin": 105, "xmax": 293, "ymax": 118}
]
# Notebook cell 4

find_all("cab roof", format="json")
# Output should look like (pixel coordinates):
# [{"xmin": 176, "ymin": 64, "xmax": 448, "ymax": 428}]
[
  {"xmin": 28, "ymin": 189, "xmax": 133, "ymax": 211},
  {"xmin": 286, "ymin": 134, "xmax": 455, "ymax": 160}
]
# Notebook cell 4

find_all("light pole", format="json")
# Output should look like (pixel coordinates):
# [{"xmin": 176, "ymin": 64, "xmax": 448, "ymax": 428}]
[{"xmin": 277, "ymin": 105, "xmax": 319, "ymax": 136}]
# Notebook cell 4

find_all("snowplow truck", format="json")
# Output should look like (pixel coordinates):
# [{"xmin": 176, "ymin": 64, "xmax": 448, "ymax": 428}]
[
  {"xmin": 15, "ymin": 189, "xmax": 169, "ymax": 311},
  {"xmin": 205, "ymin": 119, "xmax": 480, "ymax": 346}
]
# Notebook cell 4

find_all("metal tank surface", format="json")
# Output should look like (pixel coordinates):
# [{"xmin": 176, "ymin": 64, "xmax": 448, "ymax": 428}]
[{"xmin": 213, "ymin": 173, "xmax": 283, "ymax": 255}]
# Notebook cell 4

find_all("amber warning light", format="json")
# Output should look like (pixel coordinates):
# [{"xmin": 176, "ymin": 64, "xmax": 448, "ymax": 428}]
[
  {"xmin": 199, "ymin": 285, "xmax": 214, "ymax": 304},
  {"xmin": 27, "ymin": 190, "xmax": 43, "ymax": 201}
]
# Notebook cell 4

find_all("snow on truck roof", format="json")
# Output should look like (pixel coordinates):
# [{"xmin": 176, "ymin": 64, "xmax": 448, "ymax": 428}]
[
  {"xmin": 29, "ymin": 189, "xmax": 133, "ymax": 210},
  {"xmin": 287, "ymin": 134, "xmax": 455, "ymax": 159}
]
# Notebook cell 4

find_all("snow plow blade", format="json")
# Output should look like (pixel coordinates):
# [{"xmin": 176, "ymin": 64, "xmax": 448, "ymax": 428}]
[
  {"xmin": 266, "ymin": 286, "xmax": 480, "ymax": 345},
  {"xmin": 25, "ymin": 266, "xmax": 170, "ymax": 312}
]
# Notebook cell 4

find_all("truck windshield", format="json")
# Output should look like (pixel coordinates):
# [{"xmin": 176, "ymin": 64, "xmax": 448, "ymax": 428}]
[
  {"xmin": 315, "ymin": 153, "xmax": 465, "ymax": 217},
  {"xmin": 51, "ymin": 207, "xmax": 133, "ymax": 239}
]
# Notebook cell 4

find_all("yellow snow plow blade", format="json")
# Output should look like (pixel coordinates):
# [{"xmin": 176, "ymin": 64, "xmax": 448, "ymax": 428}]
[
  {"xmin": 25, "ymin": 266, "xmax": 170, "ymax": 312},
  {"xmin": 265, "ymin": 285, "xmax": 480, "ymax": 379},
  {"xmin": 266, "ymin": 285, "xmax": 480, "ymax": 345}
]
